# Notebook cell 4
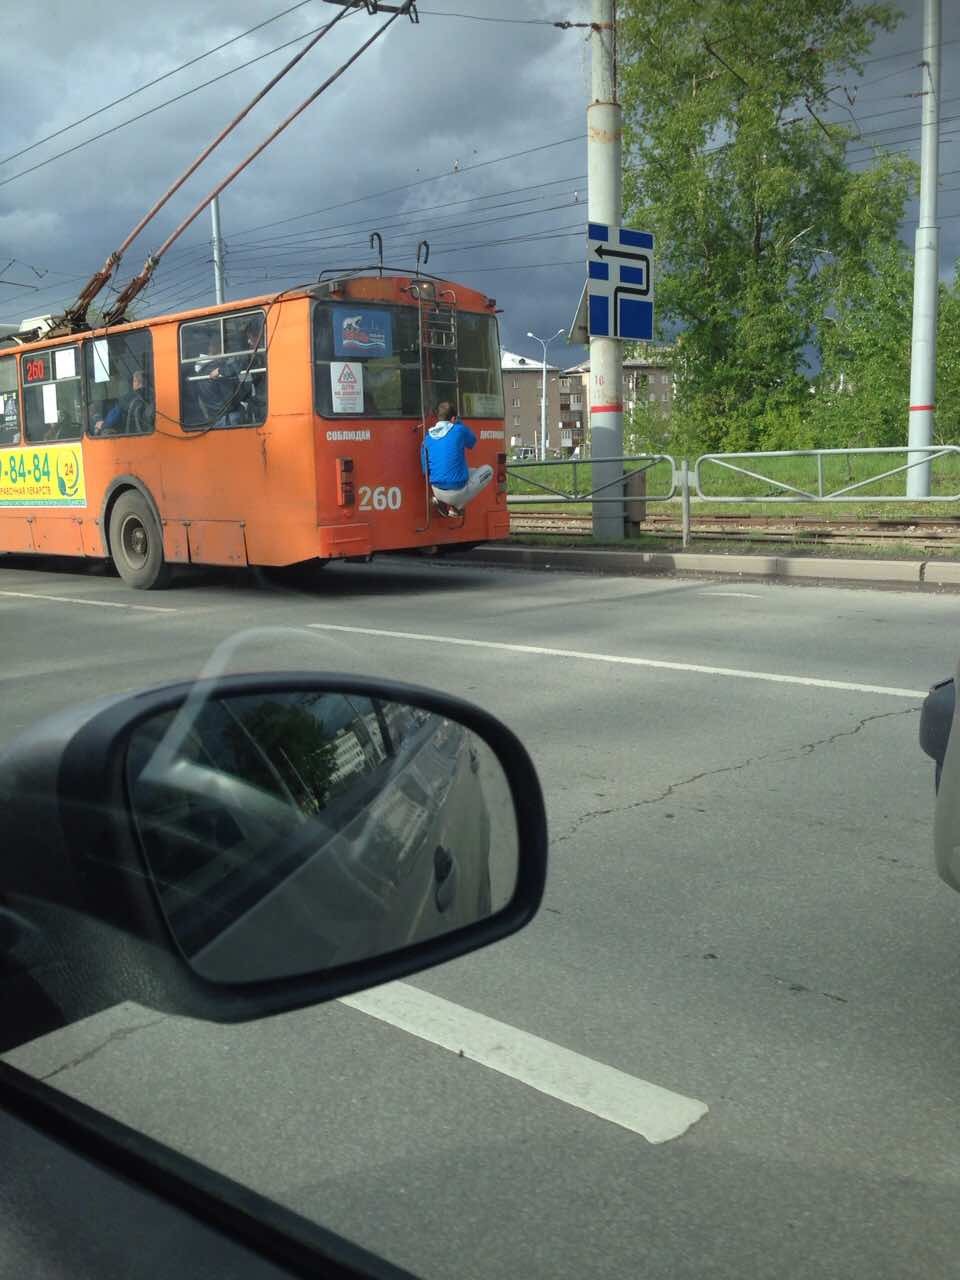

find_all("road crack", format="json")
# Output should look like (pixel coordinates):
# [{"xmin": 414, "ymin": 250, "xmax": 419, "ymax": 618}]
[
  {"xmin": 38, "ymin": 1016, "xmax": 167, "ymax": 1082},
  {"xmin": 794, "ymin": 705, "xmax": 920, "ymax": 757},
  {"xmin": 558, "ymin": 706, "xmax": 920, "ymax": 844}
]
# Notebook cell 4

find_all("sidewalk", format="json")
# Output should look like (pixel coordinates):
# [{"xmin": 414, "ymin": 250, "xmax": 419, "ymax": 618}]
[{"xmin": 446, "ymin": 542, "xmax": 960, "ymax": 589}]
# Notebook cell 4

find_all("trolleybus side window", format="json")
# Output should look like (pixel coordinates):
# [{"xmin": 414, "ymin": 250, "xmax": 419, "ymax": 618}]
[
  {"xmin": 83, "ymin": 329, "xmax": 155, "ymax": 437},
  {"xmin": 179, "ymin": 309, "xmax": 267, "ymax": 430},
  {"xmin": 23, "ymin": 345, "xmax": 83, "ymax": 443},
  {"xmin": 0, "ymin": 354, "xmax": 20, "ymax": 446},
  {"xmin": 457, "ymin": 314, "xmax": 504, "ymax": 419},
  {"xmin": 313, "ymin": 303, "xmax": 422, "ymax": 418}
]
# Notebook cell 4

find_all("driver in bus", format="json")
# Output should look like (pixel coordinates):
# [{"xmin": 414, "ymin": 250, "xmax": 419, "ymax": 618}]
[{"xmin": 420, "ymin": 401, "xmax": 493, "ymax": 517}]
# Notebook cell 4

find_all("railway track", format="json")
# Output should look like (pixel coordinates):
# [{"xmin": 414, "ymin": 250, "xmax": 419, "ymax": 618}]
[{"xmin": 509, "ymin": 510, "xmax": 960, "ymax": 549}]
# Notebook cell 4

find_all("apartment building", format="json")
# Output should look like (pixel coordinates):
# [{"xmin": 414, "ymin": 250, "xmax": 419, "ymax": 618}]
[{"xmin": 501, "ymin": 350, "xmax": 566, "ymax": 457}]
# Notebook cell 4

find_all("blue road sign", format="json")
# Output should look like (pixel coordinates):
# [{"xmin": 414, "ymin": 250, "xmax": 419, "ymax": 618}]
[{"xmin": 586, "ymin": 222, "xmax": 654, "ymax": 341}]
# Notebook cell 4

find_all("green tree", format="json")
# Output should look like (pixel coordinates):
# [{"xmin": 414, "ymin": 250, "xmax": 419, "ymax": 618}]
[
  {"xmin": 812, "ymin": 238, "xmax": 913, "ymax": 447},
  {"xmin": 225, "ymin": 699, "xmax": 338, "ymax": 814},
  {"xmin": 936, "ymin": 269, "xmax": 960, "ymax": 445},
  {"xmin": 618, "ymin": 0, "xmax": 916, "ymax": 452}
]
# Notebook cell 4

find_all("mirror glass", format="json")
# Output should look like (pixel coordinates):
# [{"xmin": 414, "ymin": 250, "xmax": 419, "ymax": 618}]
[{"xmin": 125, "ymin": 689, "xmax": 519, "ymax": 983}]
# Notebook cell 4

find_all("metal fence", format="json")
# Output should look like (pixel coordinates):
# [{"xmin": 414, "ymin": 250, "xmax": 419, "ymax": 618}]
[
  {"xmin": 505, "ymin": 446, "xmax": 960, "ymax": 547},
  {"xmin": 506, "ymin": 454, "xmax": 676, "ymax": 505},
  {"xmin": 694, "ymin": 445, "xmax": 960, "ymax": 503}
]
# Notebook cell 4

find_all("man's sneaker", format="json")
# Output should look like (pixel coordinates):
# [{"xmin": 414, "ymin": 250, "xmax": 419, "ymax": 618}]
[{"xmin": 432, "ymin": 498, "xmax": 459, "ymax": 518}]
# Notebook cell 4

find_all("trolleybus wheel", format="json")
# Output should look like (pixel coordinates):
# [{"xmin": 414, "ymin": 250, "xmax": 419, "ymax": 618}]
[{"xmin": 109, "ymin": 491, "xmax": 170, "ymax": 590}]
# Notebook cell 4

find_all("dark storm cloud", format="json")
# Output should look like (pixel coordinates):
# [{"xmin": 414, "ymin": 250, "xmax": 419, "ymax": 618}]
[
  {"xmin": 1, "ymin": 0, "xmax": 957, "ymax": 367},
  {"xmin": 0, "ymin": 0, "xmax": 589, "ymax": 360}
]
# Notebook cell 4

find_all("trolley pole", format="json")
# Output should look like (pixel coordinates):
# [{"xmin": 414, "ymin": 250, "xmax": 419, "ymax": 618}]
[
  {"xmin": 211, "ymin": 195, "xmax": 226, "ymax": 305},
  {"xmin": 906, "ymin": 0, "xmax": 941, "ymax": 498},
  {"xmin": 589, "ymin": 0, "xmax": 624, "ymax": 538}
]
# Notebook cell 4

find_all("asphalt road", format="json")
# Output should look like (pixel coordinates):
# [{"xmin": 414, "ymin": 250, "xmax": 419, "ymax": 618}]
[{"xmin": 4, "ymin": 552, "xmax": 960, "ymax": 1280}]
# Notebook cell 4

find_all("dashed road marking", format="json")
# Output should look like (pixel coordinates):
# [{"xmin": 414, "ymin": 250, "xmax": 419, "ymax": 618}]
[
  {"xmin": 342, "ymin": 981, "xmax": 708, "ymax": 1144},
  {"xmin": 0, "ymin": 589, "xmax": 176, "ymax": 614},
  {"xmin": 699, "ymin": 590, "xmax": 762, "ymax": 599},
  {"xmin": 309, "ymin": 623, "xmax": 926, "ymax": 699}
]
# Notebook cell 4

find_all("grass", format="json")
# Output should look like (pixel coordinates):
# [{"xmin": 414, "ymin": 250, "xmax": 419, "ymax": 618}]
[{"xmin": 507, "ymin": 452, "xmax": 960, "ymax": 521}]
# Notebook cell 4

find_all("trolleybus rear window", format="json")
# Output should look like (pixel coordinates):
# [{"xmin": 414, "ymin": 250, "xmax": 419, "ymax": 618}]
[
  {"xmin": 0, "ymin": 355, "xmax": 20, "ymax": 446},
  {"xmin": 23, "ymin": 344, "xmax": 83, "ymax": 443},
  {"xmin": 457, "ymin": 313, "xmax": 504, "ymax": 419},
  {"xmin": 179, "ymin": 309, "xmax": 267, "ymax": 430},
  {"xmin": 312, "ymin": 302, "xmax": 504, "ymax": 420},
  {"xmin": 313, "ymin": 303, "xmax": 421, "ymax": 419}
]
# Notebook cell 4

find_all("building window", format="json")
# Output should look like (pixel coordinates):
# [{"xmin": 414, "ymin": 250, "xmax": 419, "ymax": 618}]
[
  {"xmin": 512, "ymin": 377, "xmax": 519, "ymax": 388},
  {"xmin": 512, "ymin": 397, "xmax": 521, "ymax": 408},
  {"xmin": 512, "ymin": 414, "xmax": 521, "ymax": 426}
]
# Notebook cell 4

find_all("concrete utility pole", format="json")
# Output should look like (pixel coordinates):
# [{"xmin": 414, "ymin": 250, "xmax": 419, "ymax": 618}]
[
  {"xmin": 906, "ymin": 0, "xmax": 941, "ymax": 497},
  {"xmin": 528, "ymin": 328, "xmax": 564, "ymax": 459},
  {"xmin": 589, "ymin": 0, "xmax": 624, "ymax": 536},
  {"xmin": 211, "ymin": 195, "xmax": 226, "ymax": 305}
]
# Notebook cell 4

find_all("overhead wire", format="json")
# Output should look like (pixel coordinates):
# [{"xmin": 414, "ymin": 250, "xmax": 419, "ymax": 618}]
[
  {"xmin": 102, "ymin": 4, "xmax": 409, "ymax": 323},
  {"xmin": 0, "ymin": 0, "xmax": 319, "ymax": 169},
  {"xmin": 207, "ymin": 133, "xmax": 587, "ymax": 241},
  {"xmin": 0, "ymin": 9, "xmax": 358, "ymax": 190},
  {"xmin": 192, "ymin": 172, "xmax": 588, "ymax": 255},
  {"xmin": 216, "ymin": 197, "xmax": 586, "ymax": 265}
]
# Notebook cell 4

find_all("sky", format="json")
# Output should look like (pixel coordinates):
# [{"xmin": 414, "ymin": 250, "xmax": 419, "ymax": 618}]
[{"xmin": 0, "ymin": 0, "xmax": 958, "ymax": 371}]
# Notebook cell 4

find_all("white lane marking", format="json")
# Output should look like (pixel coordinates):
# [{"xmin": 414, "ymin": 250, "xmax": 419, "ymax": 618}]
[
  {"xmin": 342, "ymin": 981, "xmax": 707, "ymax": 1144},
  {"xmin": 700, "ymin": 590, "xmax": 761, "ymax": 599},
  {"xmin": 0, "ymin": 589, "xmax": 176, "ymax": 614},
  {"xmin": 309, "ymin": 624, "xmax": 926, "ymax": 700}
]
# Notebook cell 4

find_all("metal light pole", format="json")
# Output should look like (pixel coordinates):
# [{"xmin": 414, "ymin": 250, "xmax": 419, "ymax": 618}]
[
  {"xmin": 211, "ymin": 194, "xmax": 226, "ymax": 305},
  {"xmin": 527, "ymin": 328, "xmax": 564, "ymax": 459},
  {"xmin": 589, "ymin": 0, "xmax": 624, "ymax": 536},
  {"xmin": 907, "ymin": 0, "xmax": 941, "ymax": 497}
]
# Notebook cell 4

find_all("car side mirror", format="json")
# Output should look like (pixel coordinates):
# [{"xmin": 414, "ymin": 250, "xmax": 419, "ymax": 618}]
[
  {"xmin": 0, "ymin": 674, "xmax": 546, "ymax": 1026},
  {"xmin": 920, "ymin": 677, "xmax": 955, "ymax": 790}
]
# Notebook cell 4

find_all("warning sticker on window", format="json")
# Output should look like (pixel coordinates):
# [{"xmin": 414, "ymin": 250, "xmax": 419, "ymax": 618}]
[{"xmin": 330, "ymin": 360, "xmax": 364, "ymax": 414}]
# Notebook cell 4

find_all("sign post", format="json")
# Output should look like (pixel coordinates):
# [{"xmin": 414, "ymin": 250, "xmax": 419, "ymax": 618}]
[{"xmin": 587, "ymin": 0, "xmax": 624, "ymax": 539}]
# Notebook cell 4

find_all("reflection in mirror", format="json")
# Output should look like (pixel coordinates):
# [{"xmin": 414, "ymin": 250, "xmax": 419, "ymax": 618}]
[{"xmin": 126, "ymin": 690, "xmax": 519, "ymax": 983}]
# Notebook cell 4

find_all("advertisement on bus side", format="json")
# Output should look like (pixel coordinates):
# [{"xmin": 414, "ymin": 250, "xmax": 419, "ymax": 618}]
[{"xmin": 0, "ymin": 443, "xmax": 86, "ymax": 508}]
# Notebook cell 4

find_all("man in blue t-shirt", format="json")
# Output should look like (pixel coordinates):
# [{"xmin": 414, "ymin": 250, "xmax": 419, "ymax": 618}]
[{"xmin": 420, "ymin": 401, "xmax": 493, "ymax": 516}]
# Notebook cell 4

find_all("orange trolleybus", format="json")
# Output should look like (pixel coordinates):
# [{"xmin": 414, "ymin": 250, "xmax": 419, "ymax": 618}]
[{"xmin": 0, "ymin": 270, "xmax": 509, "ymax": 588}]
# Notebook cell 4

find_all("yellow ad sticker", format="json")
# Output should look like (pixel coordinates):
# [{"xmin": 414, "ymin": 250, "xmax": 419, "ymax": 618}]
[{"xmin": 0, "ymin": 443, "xmax": 86, "ymax": 508}]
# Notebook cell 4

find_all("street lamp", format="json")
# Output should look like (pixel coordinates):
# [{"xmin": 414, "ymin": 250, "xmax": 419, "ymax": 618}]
[{"xmin": 527, "ymin": 328, "xmax": 564, "ymax": 460}]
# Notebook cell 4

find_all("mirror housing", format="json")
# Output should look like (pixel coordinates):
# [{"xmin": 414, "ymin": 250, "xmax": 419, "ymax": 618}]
[
  {"xmin": 0, "ymin": 674, "xmax": 547, "ymax": 1026},
  {"xmin": 920, "ymin": 677, "xmax": 954, "ymax": 789}
]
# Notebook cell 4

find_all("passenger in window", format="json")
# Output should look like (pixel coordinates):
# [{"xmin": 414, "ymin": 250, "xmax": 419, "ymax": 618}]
[
  {"xmin": 420, "ymin": 400, "xmax": 493, "ymax": 517},
  {"xmin": 236, "ymin": 320, "xmax": 265, "ymax": 424},
  {"xmin": 195, "ymin": 334, "xmax": 240, "ymax": 426},
  {"xmin": 91, "ymin": 369, "xmax": 152, "ymax": 436}
]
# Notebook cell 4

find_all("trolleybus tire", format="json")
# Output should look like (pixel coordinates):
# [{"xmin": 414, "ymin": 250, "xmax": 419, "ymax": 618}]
[{"xmin": 109, "ymin": 491, "xmax": 170, "ymax": 590}]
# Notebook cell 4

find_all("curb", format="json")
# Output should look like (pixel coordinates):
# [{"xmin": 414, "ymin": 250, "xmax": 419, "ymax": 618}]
[{"xmin": 444, "ymin": 543, "xmax": 960, "ymax": 589}]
